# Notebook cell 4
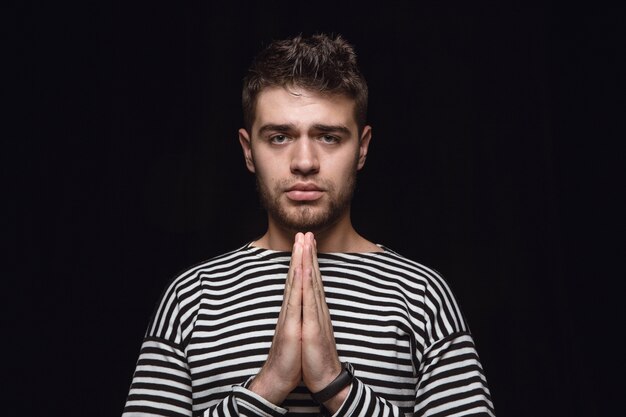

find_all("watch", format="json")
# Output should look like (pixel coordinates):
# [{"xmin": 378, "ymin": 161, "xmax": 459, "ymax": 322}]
[{"xmin": 311, "ymin": 362, "xmax": 355, "ymax": 404}]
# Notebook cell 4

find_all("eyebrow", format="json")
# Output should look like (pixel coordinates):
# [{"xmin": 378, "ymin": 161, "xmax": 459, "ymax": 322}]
[
  {"xmin": 311, "ymin": 124, "xmax": 352, "ymax": 136},
  {"xmin": 257, "ymin": 123, "xmax": 352, "ymax": 136},
  {"xmin": 257, "ymin": 124, "xmax": 297, "ymax": 135}
]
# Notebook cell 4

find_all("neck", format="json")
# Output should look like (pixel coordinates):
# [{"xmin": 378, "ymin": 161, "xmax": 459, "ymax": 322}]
[{"xmin": 253, "ymin": 211, "xmax": 381, "ymax": 253}]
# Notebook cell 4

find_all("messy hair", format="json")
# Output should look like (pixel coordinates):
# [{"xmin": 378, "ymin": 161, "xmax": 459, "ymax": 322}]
[{"xmin": 242, "ymin": 34, "xmax": 368, "ymax": 133}]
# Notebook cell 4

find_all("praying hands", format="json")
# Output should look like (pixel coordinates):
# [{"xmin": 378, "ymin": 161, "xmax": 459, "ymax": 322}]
[{"xmin": 249, "ymin": 232, "xmax": 349, "ymax": 413}]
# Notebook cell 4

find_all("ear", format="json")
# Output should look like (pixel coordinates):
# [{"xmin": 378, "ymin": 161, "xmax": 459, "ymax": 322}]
[
  {"xmin": 357, "ymin": 125, "xmax": 372, "ymax": 170},
  {"xmin": 238, "ymin": 128, "xmax": 255, "ymax": 173}
]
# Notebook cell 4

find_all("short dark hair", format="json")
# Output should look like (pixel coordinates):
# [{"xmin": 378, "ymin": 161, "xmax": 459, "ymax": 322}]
[{"xmin": 242, "ymin": 34, "xmax": 368, "ymax": 132}]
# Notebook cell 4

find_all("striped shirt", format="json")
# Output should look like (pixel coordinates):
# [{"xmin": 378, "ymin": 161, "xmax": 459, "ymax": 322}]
[{"xmin": 123, "ymin": 244, "xmax": 495, "ymax": 417}]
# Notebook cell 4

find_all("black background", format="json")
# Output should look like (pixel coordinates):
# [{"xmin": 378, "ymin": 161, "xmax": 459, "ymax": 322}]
[{"xmin": 8, "ymin": 1, "xmax": 624, "ymax": 416}]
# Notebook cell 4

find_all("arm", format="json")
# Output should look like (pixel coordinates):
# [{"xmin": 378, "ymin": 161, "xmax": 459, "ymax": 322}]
[
  {"xmin": 123, "ymin": 341, "xmax": 288, "ymax": 417},
  {"xmin": 122, "ymin": 275, "xmax": 288, "ymax": 417},
  {"xmin": 414, "ymin": 333, "xmax": 495, "ymax": 416},
  {"xmin": 294, "ymin": 234, "xmax": 494, "ymax": 417},
  {"xmin": 123, "ymin": 336, "xmax": 193, "ymax": 416},
  {"xmin": 323, "ymin": 334, "xmax": 494, "ymax": 417},
  {"xmin": 412, "ymin": 270, "xmax": 495, "ymax": 416}
]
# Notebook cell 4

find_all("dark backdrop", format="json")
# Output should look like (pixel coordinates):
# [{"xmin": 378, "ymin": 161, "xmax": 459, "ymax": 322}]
[{"xmin": 9, "ymin": 1, "xmax": 623, "ymax": 416}]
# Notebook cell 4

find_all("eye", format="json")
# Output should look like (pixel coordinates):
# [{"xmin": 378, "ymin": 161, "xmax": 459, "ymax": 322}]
[
  {"xmin": 270, "ymin": 135, "xmax": 289, "ymax": 144},
  {"xmin": 320, "ymin": 134, "xmax": 340, "ymax": 144}
]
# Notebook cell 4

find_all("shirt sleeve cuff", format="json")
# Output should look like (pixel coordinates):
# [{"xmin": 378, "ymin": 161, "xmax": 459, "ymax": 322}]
[{"xmin": 232, "ymin": 378, "xmax": 288, "ymax": 417}]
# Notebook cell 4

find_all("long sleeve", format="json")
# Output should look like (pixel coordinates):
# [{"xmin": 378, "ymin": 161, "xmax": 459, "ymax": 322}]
[
  {"xmin": 123, "ymin": 335, "xmax": 289, "ymax": 417},
  {"xmin": 122, "ymin": 263, "xmax": 290, "ymax": 417},
  {"xmin": 411, "ymin": 266, "xmax": 495, "ymax": 416},
  {"xmin": 322, "ymin": 253, "xmax": 495, "ymax": 417},
  {"xmin": 123, "ymin": 246, "xmax": 495, "ymax": 416},
  {"xmin": 328, "ymin": 336, "xmax": 493, "ymax": 417},
  {"xmin": 123, "ymin": 337, "xmax": 193, "ymax": 416},
  {"xmin": 414, "ymin": 333, "xmax": 494, "ymax": 416},
  {"xmin": 123, "ymin": 271, "xmax": 196, "ymax": 416}
]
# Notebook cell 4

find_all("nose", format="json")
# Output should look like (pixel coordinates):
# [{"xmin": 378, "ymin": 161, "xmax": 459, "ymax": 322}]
[{"xmin": 290, "ymin": 138, "xmax": 319, "ymax": 176}]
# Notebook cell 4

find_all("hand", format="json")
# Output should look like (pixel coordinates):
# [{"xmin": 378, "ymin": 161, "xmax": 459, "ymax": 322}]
[
  {"xmin": 250, "ymin": 233, "xmax": 347, "ymax": 412},
  {"xmin": 249, "ymin": 233, "xmax": 305, "ymax": 405},
  {"xmin": 301, "ymin": 232, "xmax": 343, "ymax": 393}
]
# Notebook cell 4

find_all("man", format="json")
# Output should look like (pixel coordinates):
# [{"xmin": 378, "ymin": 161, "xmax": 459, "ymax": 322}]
[{"xmin": 123, "ymin": 34, "xmax": 494, "ymax": 417}]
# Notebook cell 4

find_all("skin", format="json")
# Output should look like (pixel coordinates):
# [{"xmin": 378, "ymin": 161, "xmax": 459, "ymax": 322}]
[{"xmin": 238, "ymin": 86, "xmax": 382, "ymax": 413}]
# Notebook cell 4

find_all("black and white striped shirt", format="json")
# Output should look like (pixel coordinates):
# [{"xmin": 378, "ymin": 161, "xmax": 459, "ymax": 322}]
[{"xmin": 123, "ymin": 244, "xmax": 494, "ymax": 417}]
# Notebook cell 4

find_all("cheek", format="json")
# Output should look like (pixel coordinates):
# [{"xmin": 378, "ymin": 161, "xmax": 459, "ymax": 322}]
[
  {"xmin": 252, "ymin": 152, "xmax": 275, "ymax": 176},
  {"xmin": 326, "ymin": 151, "xmax": 359, "ymax": 178},
  {"xmin": 252, "ymin": 158, "xmax": 282, "ymax": 190}
]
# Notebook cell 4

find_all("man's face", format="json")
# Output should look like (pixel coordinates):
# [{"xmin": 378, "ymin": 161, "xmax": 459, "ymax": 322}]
[{"xmin": 239, "ymin": 86, "xmax": 372, "ymax": 234}]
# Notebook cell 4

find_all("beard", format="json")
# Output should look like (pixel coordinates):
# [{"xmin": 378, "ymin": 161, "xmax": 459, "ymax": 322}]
[{"xmin": 256, "ymin": 172, "xmax": 356, "ymax": 234}]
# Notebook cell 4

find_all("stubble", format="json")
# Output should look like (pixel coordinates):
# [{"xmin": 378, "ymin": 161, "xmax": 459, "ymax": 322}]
[{"xmin": 256, "ymin": 173, "xmax": 356, "ymax": 234}]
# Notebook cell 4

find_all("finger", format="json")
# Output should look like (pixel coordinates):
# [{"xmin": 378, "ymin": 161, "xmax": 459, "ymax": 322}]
[
  {"xmin": 307, "ymin": 235, "xmax": 320, "ymax": 305},
  {"xmin": 313, "ymin": 238, "xmax": 330, "ymax": 313},
  {"xmin": 287, "ymin": 233, "xmax": 305, "ymax": 298},
  {"xmin": 291, "ymin": 233, "xmax": 304, "ymax": 272},
  {"xmin": 280, "ymin": 235, "xmax": 304, "ymax": 323},
  {"xmin": 309, "ymin": 236, "xmax": 328, "ymax": 321},
  {"xmin": 310, "ymin": 236, "xmax": 321, "ymax": 291},
  {"xmin": 290, "ymin": 234, "xmax": 304, "ymax": 305},
  {"xmin": 284, "ymin": 266, "xmax": 303, "ymax": 331},
  {"xmin": 282, "ymin": 240, "xmax": 298, "ymax": 302},
  {"xmin": 287, "ymin": 264, "xmax": 303, "ymax": 311},
  {"xmin": 288, "ymin": 233, "xmax": 304, "ymax": 272},
  {"xmin": 302, "ymin": 237, "xmax": 318, "ymax": 320},
  {"xmin": 302, "ymin": 232, "xmax": 312, "ymax": 269},
  {"xmin": 288, "ymin": 241, "xmax": 303, "ymax": 308}
]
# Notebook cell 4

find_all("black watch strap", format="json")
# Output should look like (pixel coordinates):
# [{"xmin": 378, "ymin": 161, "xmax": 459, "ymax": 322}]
[{"xmin": 311, "ymin": 362, "xmax": 354, "ymax": 404}]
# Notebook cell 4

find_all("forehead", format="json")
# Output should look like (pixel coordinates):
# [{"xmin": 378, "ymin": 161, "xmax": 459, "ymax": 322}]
[{"xmin": 253, "ymin": 86, "xmax": 358, "ymax": 132}]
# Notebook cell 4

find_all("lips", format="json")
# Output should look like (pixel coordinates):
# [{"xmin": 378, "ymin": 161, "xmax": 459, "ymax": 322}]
[{"xmin": 285, "ymin": 183, "xmax": 324, "ymax": 201}]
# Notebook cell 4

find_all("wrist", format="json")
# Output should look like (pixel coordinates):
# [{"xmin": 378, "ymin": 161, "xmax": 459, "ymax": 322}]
[
  {"xmin": 321, "ymin": 383, "xmax": 351, "ymax": 414},
  {"xmin": 311, "ymin": 362, "xmax": 354, "ymax": 406},
  {"xmin": 248, "ymin": 369, "xmax": 293, "ymax": 406}
]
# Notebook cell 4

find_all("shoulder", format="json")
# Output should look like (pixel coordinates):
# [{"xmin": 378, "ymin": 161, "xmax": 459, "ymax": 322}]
[
  {"xmin": 372, "ymin": 247, "xmax": 469, "ymax": 336},
  {"xmin": 145, "ymin": 244, "xmax": 263, "ymax": 341},
  {"xmin": 319, "ymin": 247, "xmax": 457, "ymax": 306},
  {"xmin": 152, "ymin": 242, "xmax": 291, "ymax": 311},
  {"xmin": 163, "ymin": 243, "xmax": 262, "ymax": 292},
  {"xmin": 365, "ymin": 246, "xmax": 451, "ymax": 289}
]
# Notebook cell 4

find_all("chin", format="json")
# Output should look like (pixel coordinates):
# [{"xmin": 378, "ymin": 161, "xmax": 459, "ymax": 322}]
[
  {"xmin": 274, "ymin": 204, "xmax": 345, "ymax": 234},
  {"xmin": 258, "ymin": 185, "xmax": 352, "ymax": 233}
]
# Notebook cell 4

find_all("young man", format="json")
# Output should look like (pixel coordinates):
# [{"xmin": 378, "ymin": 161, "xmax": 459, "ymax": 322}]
[{"xmin": 123, "ymin": 34, "xmax": 494, "ymax": 417}]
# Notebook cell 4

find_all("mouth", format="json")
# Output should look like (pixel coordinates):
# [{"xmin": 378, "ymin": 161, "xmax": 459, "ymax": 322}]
[{"xmin": 285, "ymin": 183, "xmax": 324, "ymax": 202}]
